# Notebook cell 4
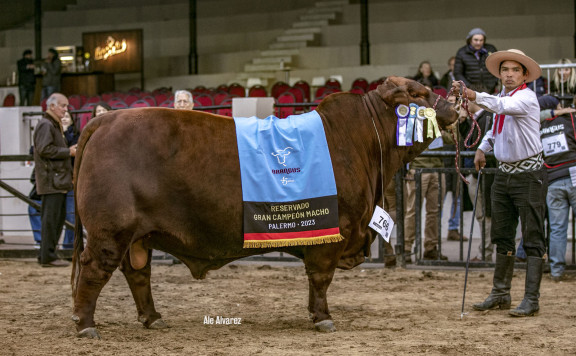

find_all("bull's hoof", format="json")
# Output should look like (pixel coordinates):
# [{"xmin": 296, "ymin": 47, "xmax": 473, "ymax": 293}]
[
  {"xmin": 148, "ymin": 319, "xmax": 168, "ymax": 329},
  {"xmin": 77, "ymin": 327, "xmax": 101, "ymax": 339},
  {"xmin": 314, "ymin": 320, "xmax": 336, "ymax": 332}
]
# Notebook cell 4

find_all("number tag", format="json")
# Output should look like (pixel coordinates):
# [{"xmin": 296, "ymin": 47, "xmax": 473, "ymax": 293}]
[
  {"xmin": 542, "ymin": 132, "xmax": 568, "ymax": 157},
  {"xmin": 368, "ymin": 205, "xmax": 394, "ymax": 243}
]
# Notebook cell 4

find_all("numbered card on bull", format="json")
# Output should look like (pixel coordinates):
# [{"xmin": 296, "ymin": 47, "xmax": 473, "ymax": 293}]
[{"xmin": 368, "ymin": 205, "xmax": 394, "ymax": 242}]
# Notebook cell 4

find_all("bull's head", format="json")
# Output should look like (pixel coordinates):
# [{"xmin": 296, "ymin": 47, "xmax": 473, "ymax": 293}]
[{"xmin": 377, "ymin": 76, "xmax": 458, "ymax": 129}]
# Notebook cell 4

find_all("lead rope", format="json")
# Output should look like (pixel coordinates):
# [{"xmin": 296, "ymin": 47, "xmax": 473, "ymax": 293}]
[{"xmin": 433, "ymin": 80, "xmax": 482, "ymax": 185}]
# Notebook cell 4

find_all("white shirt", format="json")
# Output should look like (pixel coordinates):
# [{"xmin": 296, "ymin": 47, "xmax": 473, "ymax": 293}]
[{"xmin": 476, "ymin": 86, "xmax": 542, "ymax": 163}]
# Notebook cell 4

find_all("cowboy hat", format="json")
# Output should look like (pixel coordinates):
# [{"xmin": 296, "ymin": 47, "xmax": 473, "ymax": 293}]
[{"xmin": 485, "ymin": 49, "xmax": 542, "ymax": 83}]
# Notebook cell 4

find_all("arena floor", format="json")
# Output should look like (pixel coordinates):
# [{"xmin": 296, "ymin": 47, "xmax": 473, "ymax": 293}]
[{"xmin": 0, "ymin": 259, "xmax": 575, "ymax": 355}]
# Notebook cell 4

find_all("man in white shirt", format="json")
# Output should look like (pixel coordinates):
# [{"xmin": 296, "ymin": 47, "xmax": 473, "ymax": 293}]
[{"xmin": 452, "ymin": 49, "xmax": 546, "ymax": 317}]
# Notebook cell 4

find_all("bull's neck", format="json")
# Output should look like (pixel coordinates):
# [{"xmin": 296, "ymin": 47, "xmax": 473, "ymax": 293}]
[{"xmin": 359, "ymin": 91, "xmax": 399, "ymax": 204}]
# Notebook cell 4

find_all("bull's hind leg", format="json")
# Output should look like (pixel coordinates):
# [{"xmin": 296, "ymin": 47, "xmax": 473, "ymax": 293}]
[
  {"xmin": 119, "ymin": 249, "xmax": 166, "ymax": 329},
  {"xmin": 73, "ymin": 232, "xmax": 131, "ymax": 339},
  {"xmin": 304, "ymin": 249, "xmax": 339, "ymax": 333}
]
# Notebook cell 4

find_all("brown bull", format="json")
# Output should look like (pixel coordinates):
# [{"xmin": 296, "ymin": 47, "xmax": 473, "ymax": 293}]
[{"xmin": 71, "ymin": 76, "xmax": 457, "ymax": 339}]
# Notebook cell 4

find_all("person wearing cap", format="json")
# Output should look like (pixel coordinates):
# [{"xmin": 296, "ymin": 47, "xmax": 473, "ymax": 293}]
[
  {"xmin": 538, "ymin": 95, "xmax": 576, "ymax": 282},
  {"xmin": 452, "ymin": 49, "xmax": 546, "ymax": 317},
  {"xmin": 453, "ymin": 28, "xmax": 498, "ymax": 94}
]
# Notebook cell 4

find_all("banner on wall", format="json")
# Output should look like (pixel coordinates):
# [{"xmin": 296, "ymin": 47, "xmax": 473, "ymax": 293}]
[{"xmin": 82, "ymin": 29, "xmax": 143, "ymax": 73}]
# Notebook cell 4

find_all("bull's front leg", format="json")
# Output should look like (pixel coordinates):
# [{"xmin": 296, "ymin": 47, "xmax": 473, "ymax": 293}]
[
  {"xmin": 119, "ymin": 249, "xmax": 166, "ymax": 329},
  {"xmin": 304, "ymin": 249, "xmax": 339, "ymax": 332}
]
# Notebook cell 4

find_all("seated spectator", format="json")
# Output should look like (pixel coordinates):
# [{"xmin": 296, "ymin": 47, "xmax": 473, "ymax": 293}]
[
  {"xmin": 92, "ymin": 102, "xmax": 111, "ymax": 118},
  {"xmin": 412, "ymin": 61, "xmax": 438, "ymax": 88},
  {"xmin": 174, "ymin": 90, "xmax": 194, "ymax": 110},
  {"xmin": 440, "ymin": 56, "xmax": 455, "ymax": 89},
  {"xmin": 550, "ymin": 59, "xmax": 576, "ymax": 106}
]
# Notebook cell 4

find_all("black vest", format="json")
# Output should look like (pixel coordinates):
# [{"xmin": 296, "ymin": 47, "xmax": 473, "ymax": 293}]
[{"xmin": 540, "ymin": 113, "xmax": 576, "ymax": 183}]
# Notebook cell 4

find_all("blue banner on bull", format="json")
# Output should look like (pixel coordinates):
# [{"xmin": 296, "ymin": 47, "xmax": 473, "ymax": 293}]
[{"xmin": 234, "ymin": 111, "xmax": 342, "ymax": 248}]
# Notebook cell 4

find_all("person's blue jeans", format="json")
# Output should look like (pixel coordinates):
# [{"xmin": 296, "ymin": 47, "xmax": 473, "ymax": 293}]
[
  {"xmin": 546, "ymin": 177, "xmax": 576, "ymax": 277},
  {"xmin": 63, "ymin": 190, "xmax": 75, "ymax": 249},
  {"xmin": 28, "ymin": 200, "xmax": 42, "ymax": 244},
  {"xmin": 41, "ymin": 86, "xmax": 56, "ymax": 101},
  {"xmin": 448, "ymin": 196, "xmax": 461, "ymax": 231}
]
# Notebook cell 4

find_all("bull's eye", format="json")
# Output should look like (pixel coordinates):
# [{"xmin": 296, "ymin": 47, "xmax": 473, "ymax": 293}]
[{"xmin": 411, "ymin": 93, "xmax": 419, "ymax": 98}]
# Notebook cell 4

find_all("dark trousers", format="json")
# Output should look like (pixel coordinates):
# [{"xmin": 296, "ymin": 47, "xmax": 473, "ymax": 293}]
[
  {"xmin": 19, "ymin": 86, "xmax": 35, "ymax": 106},
  {"xmin": 39, "ymin": 193, "xmax": 67, "ymax": 264},
  {"xmin": 490, "ymin": 168, "xmax": 548, "ymax": 257}
]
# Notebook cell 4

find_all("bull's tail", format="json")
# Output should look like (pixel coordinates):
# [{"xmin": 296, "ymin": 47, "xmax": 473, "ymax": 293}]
[{"xmin": 71, "ymin": 115, "xmax": 107, "ymax": 298}]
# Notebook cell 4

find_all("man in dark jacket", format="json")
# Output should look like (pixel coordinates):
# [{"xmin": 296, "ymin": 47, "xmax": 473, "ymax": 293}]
[
  {"xmin": 33, "ymin": 93, "xmax": 76, "ymax": 267},
  {"xmin": 17, "ymin": 49, "xmax": 36, "ymax": 106},
  {"xmin": 454, "ymin": 28, "xmax": 498, "ymax": 94}
]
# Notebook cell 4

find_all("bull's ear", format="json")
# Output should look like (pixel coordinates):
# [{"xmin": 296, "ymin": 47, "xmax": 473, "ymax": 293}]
[{"xmin": 377, "ymin": 85, "xmax": 410, "ymax": 108}]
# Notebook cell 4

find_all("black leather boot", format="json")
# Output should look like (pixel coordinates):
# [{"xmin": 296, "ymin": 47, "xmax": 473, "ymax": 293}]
[
  {"xmin": 473, "ymin": 253, "xmax": 515, "ymax": 311},
  {"xmin": 509, "ymin": 256, "xmax": 543, "ymax": 317}
]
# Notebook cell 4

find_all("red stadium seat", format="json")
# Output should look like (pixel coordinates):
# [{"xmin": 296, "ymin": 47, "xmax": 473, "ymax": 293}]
[
  {"xmin": 194, "ymin": 93, "xmax": 214, "ymax": 113},
  {"xmin": 228, "ymin": 83, "xmax": 245, "ymax": 97},
  {"xmin": 141, "ymin": 95, "xmax": 156, "ymax": 106},
  {"xmin": 293, "ymin": 80, "xmax": 311, "ymax": 102},
  {"xmin": 124, "ymin": 94, "xmax": 140, "ymax": 106},
  {"xmin": 68, "ymin": 94, "xmax": 83, "ymax": 110},
  {"xmin": 433, "ymin": 86, "xmax": 448, "ymax": 98},
  {"xmin": 271, "ymin": 81, "xmax": 290, "ymax": 99},
  {"xmin": 275, "ymin": 91, "xmax": 296, "ymax": 118},
  {"xmin": 349, "ymin": 86, "xmax": 365, "ymax": 94},
  {"xmin": 85, "ymin": 95, "xmax": 101, "ymax": 104},
  {"xmin": 159, "ymin": 99, "xmax": 174, "ymax": 108},
  {"xmin": 351, "ymin": 78, "xmax": 369, "ymax": 92},
  {"xmin": 101, "ymin": 93, "xmax": 115, "ymax": 102},
  {"xmin": 107, "ymin": 97, "xmax": 126, "ymax": 107},
  {"xmin": 248, "ymin": 85, "xmax": 267, "ymax": 97},
  {"xmin": 130, "ymin": 99, "xmax": 151, "ymax": 108},
  {"xmin": 216, "ymin": 84, "xmax": 229, "ymax": 93},
  {"xmin": 154, "ymin": 93, "xmax": 169, "ymax": 106},
  {"xmin": 110, "ymin": 101, "xmax": 128, "ymax": 109},
  {"xmin": 368, "ymin": 77, "xmax": 386, "ymax": 91},
  {"xmin": 310, "ymin": 97, "xmax": 323, "ymax": 111},
  {"xmin": 3, "ymin": 93, "xmax": 15, "ymax": 107},
  {"xmin": 324, "ymin": 78, "xmax": 341, "ymax": 89},
  {"xmin": 213, "ymin": 91, "xmax": 229, "ymax": 105},
  {"xmin": 216, "ymin": 98, "xmax": 233, "ymax": 117}
]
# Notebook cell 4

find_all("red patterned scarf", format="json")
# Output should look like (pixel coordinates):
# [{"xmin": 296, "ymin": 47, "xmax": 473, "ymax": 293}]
[{"xmin": 493, "ymin": 83, "xmax": 527, "ymax": 135}]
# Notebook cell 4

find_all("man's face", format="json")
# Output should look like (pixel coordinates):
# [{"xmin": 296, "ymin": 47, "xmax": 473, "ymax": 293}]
[
  {"xmin": 499, "ymin": 60, "xmax": 528, "ymax": 92},
  {"xmin": 174, "ymin": 93, "xmax": 194, "ymax": 110},
  {"xmin": 470, "ymin": 34, "xmax": 485, "ymax": 51},
  {"xmin": 49, "ymin": 95, "xmax": 69, "ymax": 119}
]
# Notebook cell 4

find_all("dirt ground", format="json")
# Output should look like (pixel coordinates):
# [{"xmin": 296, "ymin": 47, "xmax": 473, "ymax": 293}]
[{"xmin": 0, "ymin": 259, "xmax": 575, "ymax": 356}]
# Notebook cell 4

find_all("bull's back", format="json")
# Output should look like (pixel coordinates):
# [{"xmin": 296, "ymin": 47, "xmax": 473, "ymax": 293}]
[{"xmin": 76, "ymin": 109, "xmax": 244, "ymax": 248}]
